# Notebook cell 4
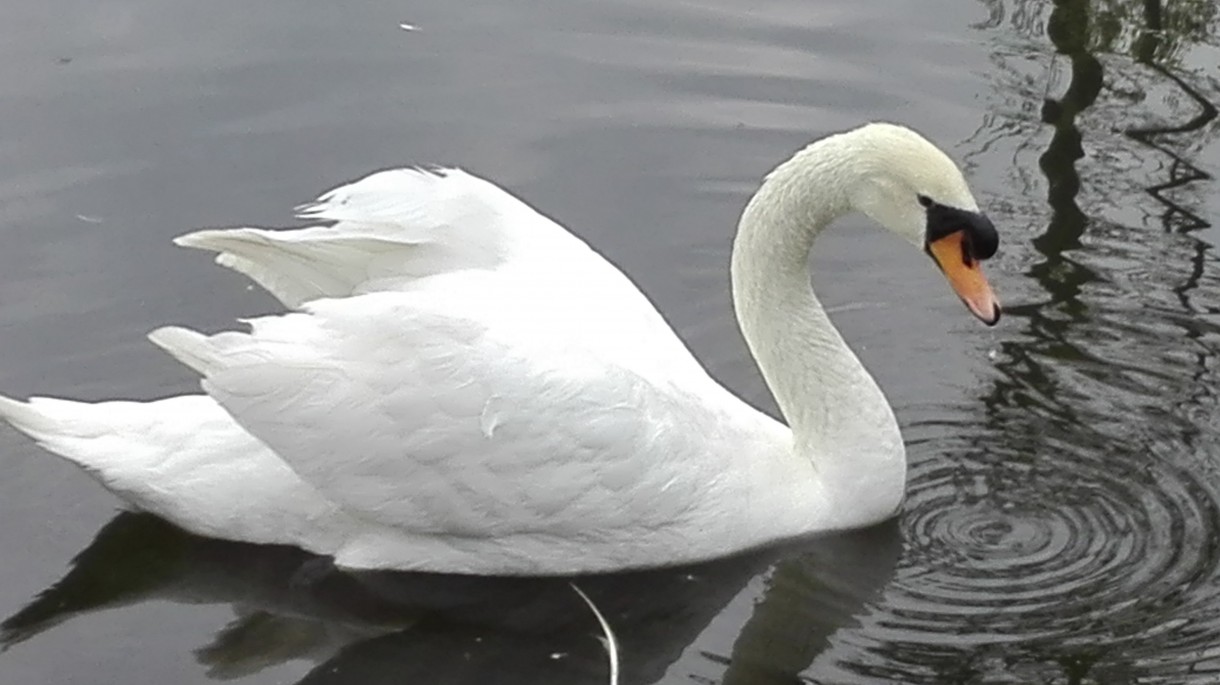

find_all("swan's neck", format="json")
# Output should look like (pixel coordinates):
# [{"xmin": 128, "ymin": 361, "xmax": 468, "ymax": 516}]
[{"xmin": 730, "ymin": 140, "xmax": 905, "ymax": 524}]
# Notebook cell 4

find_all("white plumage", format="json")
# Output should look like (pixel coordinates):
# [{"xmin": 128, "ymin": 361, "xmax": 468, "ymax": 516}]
[{"xmin": 0, "ymin": 124, "xmax": 995, "ymax": 574}]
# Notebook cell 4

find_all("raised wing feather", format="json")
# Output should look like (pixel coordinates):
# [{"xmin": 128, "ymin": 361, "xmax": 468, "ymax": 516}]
[
  {"xmin": 175, "ymin": 169, "xmax": 588, "ymax": 307},
  {"xmin": 150, "ymin": 289, "xmax": 724, "ymax": 544}
]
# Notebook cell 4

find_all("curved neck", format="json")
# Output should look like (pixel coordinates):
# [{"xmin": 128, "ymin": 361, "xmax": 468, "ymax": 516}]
[{"xmin": 730, "ymin": 139, "xmax": 904, "ymax": 516}]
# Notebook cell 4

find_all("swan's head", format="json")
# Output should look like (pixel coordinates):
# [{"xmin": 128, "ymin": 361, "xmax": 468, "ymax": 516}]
[{"xmin": 842, "ymin": 123, "xmax": 1001, "ymax": 325}]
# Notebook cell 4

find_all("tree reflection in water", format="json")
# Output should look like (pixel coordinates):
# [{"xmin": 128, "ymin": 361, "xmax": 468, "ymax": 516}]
[{"xmin": 888, "ymin": 0, "xmax": 1220, "ymax": 682}]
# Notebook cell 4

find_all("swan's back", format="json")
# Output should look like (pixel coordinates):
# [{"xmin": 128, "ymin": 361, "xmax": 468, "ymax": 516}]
[{"xmin": 147, "ymin": 286, "xmax": 784, "ymax": 572}]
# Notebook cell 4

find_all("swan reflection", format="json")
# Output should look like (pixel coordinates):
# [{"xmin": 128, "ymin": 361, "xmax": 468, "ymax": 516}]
[{"xmin": 2, "ymin": 513, "xmax": 900, "ymax": 683}]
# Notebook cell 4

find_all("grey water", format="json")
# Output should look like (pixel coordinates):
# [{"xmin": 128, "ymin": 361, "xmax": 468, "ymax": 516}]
[{"xmin": 1, "ymin": 0, "xmax": 1219, "ymax": 682}]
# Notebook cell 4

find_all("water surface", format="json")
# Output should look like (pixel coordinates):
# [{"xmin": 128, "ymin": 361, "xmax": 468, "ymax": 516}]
[{"xmin": 1, "ymin": 0, "xmax": 1219, "ymax": 682}]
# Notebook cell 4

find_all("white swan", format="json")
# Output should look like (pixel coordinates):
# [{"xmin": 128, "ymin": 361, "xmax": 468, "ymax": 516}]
[{"xmin": 0, "ymin": 123, "xmax": 999, "ymax": 575}]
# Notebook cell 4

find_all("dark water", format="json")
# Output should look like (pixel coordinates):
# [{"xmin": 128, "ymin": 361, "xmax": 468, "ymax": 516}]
[{"xmin": 2, "ymin": 0, "xmax": 1219, "ymax": 682}]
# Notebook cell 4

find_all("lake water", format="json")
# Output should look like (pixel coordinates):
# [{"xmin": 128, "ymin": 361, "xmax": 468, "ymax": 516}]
[{"xmin": 2, "ymin": 0, "xmax": 1220, "ymax": 682}]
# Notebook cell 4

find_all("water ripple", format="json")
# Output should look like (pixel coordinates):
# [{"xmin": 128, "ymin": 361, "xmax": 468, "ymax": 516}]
[{"xmin": 850, "ymin": 412, "xmax": 1220, "ymax": 682}]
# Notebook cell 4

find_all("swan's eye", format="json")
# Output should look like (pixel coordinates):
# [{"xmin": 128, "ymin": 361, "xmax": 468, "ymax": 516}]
[
  {"xmin": 917, "ymin": 195, "xmax": 933, "ymax": 208},
  {"xmin": 924, "ymin": 203, "xmax": 998, "ymax": 261},
  {"xmin": 960, "ymin": 232, "xmax": 976, "ymax": 267}
]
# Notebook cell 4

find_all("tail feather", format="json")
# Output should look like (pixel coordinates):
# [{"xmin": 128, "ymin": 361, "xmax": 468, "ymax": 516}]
[
  {"xmin": 147, "ymin": 326, "xmax": 224, "ymax": 376},
  {"xmin": 0, "ymin": 394, "xmax": 221, "ymax": 484},
  {"xmin": 0, "ymin": 395, "xmax": 99, "ymax": 445},
  {"xmin": 0, "ymin": 393, "xmax": 354, "ymax": 553}
]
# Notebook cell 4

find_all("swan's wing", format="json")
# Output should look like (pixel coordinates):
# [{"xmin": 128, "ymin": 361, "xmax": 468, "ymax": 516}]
[
  {"xmin": 176, "ymin": 166, "xmax": 708, "ymax": 384},
  {"xmin": 175, "ymin": 169, "xmax": 588, "ymax": 308},
  {"xmin": 147, "ymin": 290, "xmax": 722, "ymax": 547}
]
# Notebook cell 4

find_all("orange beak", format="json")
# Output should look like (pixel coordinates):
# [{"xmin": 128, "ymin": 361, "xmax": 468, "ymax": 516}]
[{"xmin": 927, "ymin": 230, "xmax": 1001, "ymax": 325}]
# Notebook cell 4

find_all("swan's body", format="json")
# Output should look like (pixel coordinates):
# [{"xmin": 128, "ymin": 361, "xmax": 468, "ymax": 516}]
[{"xmin": 0, "ymin": 124, "xmax": 999, "ymax": 574}]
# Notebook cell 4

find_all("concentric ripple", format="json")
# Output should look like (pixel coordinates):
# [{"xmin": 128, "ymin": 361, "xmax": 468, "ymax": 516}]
[{"xmin": 842, "ymin": 408, "xmax": 1220, "ymax": 683}]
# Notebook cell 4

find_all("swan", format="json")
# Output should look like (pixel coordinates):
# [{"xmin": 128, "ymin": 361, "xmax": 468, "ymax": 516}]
[{"xmin": 0, "ymin": 123, "xmax": 999, "ymax": 575}]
